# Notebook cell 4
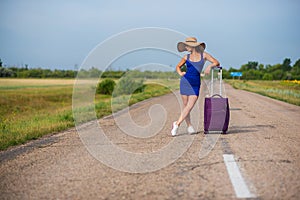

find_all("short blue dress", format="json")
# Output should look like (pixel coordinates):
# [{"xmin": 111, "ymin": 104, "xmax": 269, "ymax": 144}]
[{"xmin": 180, "ymin": 53, "xmax": 205, "ymax": 96}]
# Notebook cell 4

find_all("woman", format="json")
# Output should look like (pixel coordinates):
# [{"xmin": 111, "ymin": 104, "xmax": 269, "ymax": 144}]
[{"xmin": 171, "ymin": 37, "xmax": 220, "ymax": 136}]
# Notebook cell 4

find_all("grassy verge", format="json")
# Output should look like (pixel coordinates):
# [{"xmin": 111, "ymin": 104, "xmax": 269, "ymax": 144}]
[
  {"xmin": 226, "ymin": 80, "xmax": 300, "ymax": 106},
  {"xmin": 0, "ymin": 78, "xmax": 179, "ymax": 150}
]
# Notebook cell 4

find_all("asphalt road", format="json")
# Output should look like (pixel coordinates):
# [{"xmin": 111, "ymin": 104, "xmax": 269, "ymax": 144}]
[{"xmin": 1, "ymin": 84, "xmax": 299, "ymax": 199}]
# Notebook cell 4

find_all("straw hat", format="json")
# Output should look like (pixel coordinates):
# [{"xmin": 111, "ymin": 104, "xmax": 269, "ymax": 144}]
[{"xmin": 177, "ymin": 37, "xmax": 206, "ymax": 52}]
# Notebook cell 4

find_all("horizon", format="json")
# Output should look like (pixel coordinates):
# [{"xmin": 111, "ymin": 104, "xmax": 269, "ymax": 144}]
[{"xmin": 1, "ymin": 56, "xmax": 298, "ymax": 73}]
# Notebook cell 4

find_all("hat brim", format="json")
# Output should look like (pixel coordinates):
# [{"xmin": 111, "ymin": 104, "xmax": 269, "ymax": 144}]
[{"xmin": 177, "ymin": 41, "xmax": 206, "ymax": 52}]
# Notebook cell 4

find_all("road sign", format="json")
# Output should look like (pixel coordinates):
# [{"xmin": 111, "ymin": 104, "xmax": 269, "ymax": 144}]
[{"xmin": 230, "ymin": 72, "xmax": 242, "ymax": 77}]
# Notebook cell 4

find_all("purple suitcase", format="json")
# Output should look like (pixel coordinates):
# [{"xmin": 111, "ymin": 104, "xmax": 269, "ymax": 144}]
[{"xmin": 204, "ymin": 67, "xmax": 230, "ymax": 134}]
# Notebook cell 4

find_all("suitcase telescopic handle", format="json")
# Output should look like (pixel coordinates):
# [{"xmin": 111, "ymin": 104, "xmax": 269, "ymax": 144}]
[
  {"xmin": 214, "ymin": 66, "xmax": 222, "ymax": 70},
  {"xmin": 210, "ymin": 66, "xmax": 223, "ymax": 96}
]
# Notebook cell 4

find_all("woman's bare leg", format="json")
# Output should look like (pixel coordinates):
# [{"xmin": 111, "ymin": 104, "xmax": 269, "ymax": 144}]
[
  {"xmin": 176, "ymin": 95, "xmax": 198, "ymax": 126},
  {"xmin": 181, "ymin": 95, "xmax": 192, "ymax": 126}
]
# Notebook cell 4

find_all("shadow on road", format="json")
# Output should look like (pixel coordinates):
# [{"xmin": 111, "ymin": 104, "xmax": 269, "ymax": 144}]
[{"xmin": 228, "ymin": 125, "xmax": 275, "ymax": 134}]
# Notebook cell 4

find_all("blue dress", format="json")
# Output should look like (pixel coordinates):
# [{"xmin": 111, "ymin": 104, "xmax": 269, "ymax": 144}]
[{"xmin": 180, "ymin": 53, "xmax": 205, "ymax": 96}]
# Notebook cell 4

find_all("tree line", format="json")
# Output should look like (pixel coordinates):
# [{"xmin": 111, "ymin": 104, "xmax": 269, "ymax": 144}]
[
  {"xmin": 0, "ymin": 61, "xmax": 77, "ymax": 78},
  {"xmin": 0, "ymin": 58, "xmax": 179, "ymax": 79},
  {"xmin": 0, "ymin": 62, "xmax": 121, "ymax": 79},
  {"xmin": 223, "ymin": 58, "xmax": 300, "ymax": 80},
  {"xmin": 0, "ymin": 58, "xmax": 299, "ymax": 80}
]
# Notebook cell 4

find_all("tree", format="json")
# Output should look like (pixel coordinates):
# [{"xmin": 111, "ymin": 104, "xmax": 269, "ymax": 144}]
[
  {"xmin": 266, "ymin": 63, "xmax": 281, "ymax": 74},
  {"xmin": 0, "ymin": 58, "xmax": 2, "ymax": 67},
  {"xmin": 240, "ymin": 61, "xmax": 258, "ymax": 71},
  {"xmin": 273, "ymin": 69, "xmax": 284, "ymax": 80},
  {"xmin": 258, "ymin": 64, "xmax": 264, "ymax": 71},
  {"xmin": 262, "ymin": 73, "xmax": 273, "ymax": 80},
  {"xmin": 0, "ymin": 67, "xmax": 15, "ymax": 77},
  {"xmin": 282, "ymin": 58, "xmax": 292, "ymax": 71},
  {"xmin": 291, "ymin": 59, "xmax": 300, "ymax": 79},
  {"xmin": 243, "ymin": 69, "xmax": 263, "ymax": 80}
]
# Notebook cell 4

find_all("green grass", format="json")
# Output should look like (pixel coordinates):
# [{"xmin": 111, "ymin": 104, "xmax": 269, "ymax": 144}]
[
  {"xmin": 226, "ymin": 80, "xmax": 300, "ymax": 106},
  {"xmin": 0, "ymin": 78, "xmax": 179, "ymax": 150}
]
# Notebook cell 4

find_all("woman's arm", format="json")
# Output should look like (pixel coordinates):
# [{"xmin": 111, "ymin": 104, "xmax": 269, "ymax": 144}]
[
  {"xmin": 203, "ymin": 52, "xmax": 220, "ymax": 74},
  {"xmin": 176, "ymin": 55, "xmax": 187, "ymax": 76}
]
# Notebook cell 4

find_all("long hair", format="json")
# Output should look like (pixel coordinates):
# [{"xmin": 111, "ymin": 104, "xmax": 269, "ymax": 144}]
[{"xmin": 195, "ymin": 45, "xmax": 204, "ymax": 53}]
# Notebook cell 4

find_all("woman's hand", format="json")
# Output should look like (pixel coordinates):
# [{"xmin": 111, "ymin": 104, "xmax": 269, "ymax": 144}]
[
  {"xmin": 180, "ymin": 72, "xmax": 186, "ymax": 76},
  {"xmin": 176, "ymin": 56, "xmax": 187, "ymax": 77},
  {"xmin": 204, "ymin": 67, "xmax": 211, "ymax": 75}
]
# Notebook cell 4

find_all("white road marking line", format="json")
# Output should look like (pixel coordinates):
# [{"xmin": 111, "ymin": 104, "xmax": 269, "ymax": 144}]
[{"xmin": 223, "ymin": 154, "xmax": 256, "ymax": 198}]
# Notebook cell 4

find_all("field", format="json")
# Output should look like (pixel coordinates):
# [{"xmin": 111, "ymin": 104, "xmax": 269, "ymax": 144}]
[
  {"xmin": 226, "ymin": 80, "xmax": 300, "ymax": 106},
  {"xmin": 0, "ymin": 78, "xmax": 179, "ymax": 150},
  {"xmin": 2, "ymin": 78, "xmax": 299, "ymax": 150}
]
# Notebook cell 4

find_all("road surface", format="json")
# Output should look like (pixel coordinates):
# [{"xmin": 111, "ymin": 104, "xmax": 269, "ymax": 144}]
[{"xmin": 1, "ymin": 84, "xmax": 299, "ymax": 199}]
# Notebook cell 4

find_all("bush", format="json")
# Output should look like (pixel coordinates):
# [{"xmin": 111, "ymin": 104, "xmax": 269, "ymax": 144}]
[
  {"xmin": 113, "ymin": 77, "xmax": 145, "ymax": 96},
  {"xmin": 263, "ymin": 73, "xmax": 273, "ymax": 80},
  {"xmin": 0, "ymin": 67, "xmax": 15, "ymax": 77},
  {"xmin": 96, "ymin": 79, "xmax": 116, "ymax": 95}
]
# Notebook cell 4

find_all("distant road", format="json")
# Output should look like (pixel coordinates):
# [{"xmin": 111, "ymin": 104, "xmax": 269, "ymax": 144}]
[{"xmin": 1, "ymin": 84, "xmax": 299, "ymax": 199}]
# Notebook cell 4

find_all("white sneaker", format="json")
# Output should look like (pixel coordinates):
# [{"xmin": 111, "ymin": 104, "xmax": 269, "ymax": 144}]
[
  {"xmin": 171, "ymin": 121, "xmax": 178, "ymax": 136},
  {"xmin": 187, "ymin": 126, "xmax": 196, "ymax": 134}
]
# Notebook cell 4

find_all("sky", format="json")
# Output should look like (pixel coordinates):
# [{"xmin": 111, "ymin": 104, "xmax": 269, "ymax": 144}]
[{"xmin": 0, "ymin": 0, "xmax": 299, "ymax": 71}]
